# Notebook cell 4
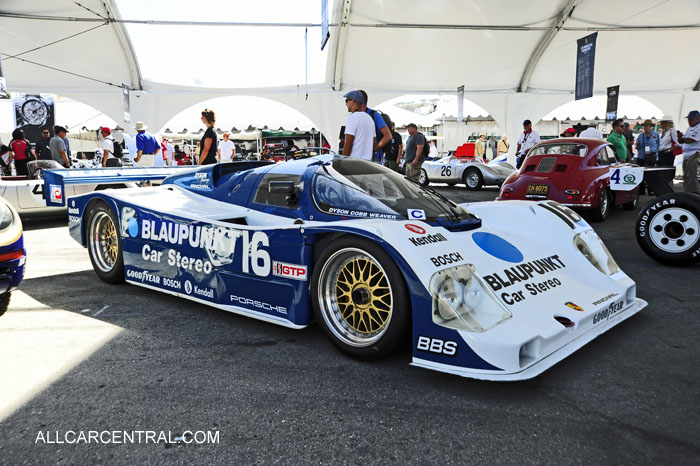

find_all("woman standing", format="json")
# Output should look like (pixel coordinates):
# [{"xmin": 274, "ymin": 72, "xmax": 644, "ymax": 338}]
[
  {"xmin": 9, "ymin": 129, "xmax": 36, "ymax": 176},
  {"xmin": 199, "ymin": 109, "xmax": 218, "ymax": 165},
  {"xmin": 658, "ymin": 115, "xmax": 680, "ymax": 167}
]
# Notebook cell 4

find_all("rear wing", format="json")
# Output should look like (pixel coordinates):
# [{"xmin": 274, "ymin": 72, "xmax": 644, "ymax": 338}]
[{"xmin": 43, "ymin": 166, "xmax": 197, "ymax": 207}]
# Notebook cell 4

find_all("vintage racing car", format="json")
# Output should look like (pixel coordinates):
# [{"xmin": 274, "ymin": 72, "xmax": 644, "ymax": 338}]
[
  {"xmin": 0, "ymin": 196, "xmax": 25, "ymax": 317},
  {"xmin": 419, "ymin": 155, "xmax": 515, "ymax": 190},
  {"xmin": 497, "ymin": 138, "xmax": 641, "ymax": 222},
  {"xmin": 49, "ymin": 155, "xmax": 647, "ymax": 380}
]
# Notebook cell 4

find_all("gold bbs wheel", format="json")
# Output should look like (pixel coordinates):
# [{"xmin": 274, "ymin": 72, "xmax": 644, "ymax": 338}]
[
  {"xmin": 312, "ymin": 237, "xmax": 409, "ymax": 358},
  {"xmin": 87, "ymin": 203, "xmax": 125, "ymax": 283}
]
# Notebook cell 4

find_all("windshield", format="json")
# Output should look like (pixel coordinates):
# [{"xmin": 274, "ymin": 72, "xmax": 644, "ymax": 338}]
[
  {"xmin": 312, "ymin": 158, "xmax": 474, "ymax": 222},
  {"xmin": 529, "ymin": 143, "xmax": 588, "ymax": 157}
]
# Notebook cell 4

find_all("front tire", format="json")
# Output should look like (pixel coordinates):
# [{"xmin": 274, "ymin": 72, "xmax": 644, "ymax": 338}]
[
  {"xmin": 463, "ymin": 168, "xmax": 484, "ymax": 190},
  {"xmin": 590, "ymin": 188, "xmax": 611, "ymax": 222},
  {"xmin": 86, "ymin": 202, "xmax": 124, "ymax": 283},
  {"xmin": 311, "ymin": 236, "xmax": 409, "ymax": 360},
  {"xmin": 418, "ymin": 169, "xmax": 430, "ymax": 186},
  {"xmin": 635, "ymin": 193, "xmax": 700, "ymax": 266}
]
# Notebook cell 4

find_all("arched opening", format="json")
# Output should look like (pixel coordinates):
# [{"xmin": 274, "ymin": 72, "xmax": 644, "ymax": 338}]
[
  {"xmin": 542, "ymin": 95, "xmax": 664, "ymax": 135},
  {"xmin": 159, "ymin": 95, "xmax": 326, "ymax": 156},
  {"xmin": 373, "ymin": 94, "xmax": 494, "ymax": 155}
]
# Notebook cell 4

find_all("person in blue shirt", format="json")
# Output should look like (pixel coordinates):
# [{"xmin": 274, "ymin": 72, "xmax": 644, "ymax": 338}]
[
  {"xmin": 634, "ymin": 119, "xmax": 660, "ymax": 167},
  {"xmin": 133, "ymin": 121, "xmax": 161, "ymax": 167},
  {"xmin": 359, "ymin": 90, "xmax": 392, "ymax": 163}
]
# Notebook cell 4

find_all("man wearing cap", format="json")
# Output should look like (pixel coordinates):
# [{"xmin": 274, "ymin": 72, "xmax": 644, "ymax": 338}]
[
  {"xmin": 679, "ymin": 110, "xmax": 700, "ymax": 193},
  {"xmin": 579, "ymin": 121, "xmax": 603, "ymax": 139},
  {"xmin": 134, "ymin": 121, "xmax": 160, "ymax": 167},
  {"xmin": 634, "ymin": 120, "xmax": 660, "ymax": 167},
  {"xmin": 166, "ymin": 139, "xmax": 175, "ymax": 166},
  {"xmin": 561, "ymin": 128, "xmax": 577, "ymax": 137},
  {"xmin": 404, "ymin": 123, "xmax": 426, "ymax": 181},
  {"xmin": 658, "ymin": 115, "xmax": 680, "ymax": 167},
  {"xmin": 516, "ymin": 119, "xmax": 541, "ymax": 169},
  {"xmin": 99, "ymin": 127, "xmax": 120, "ymax": 167},
  {"xmin": 218, "ymin": 132, "xmax": 235, "ymax": 163},
  {"xmin": 50, "ymin": 125, "xmax": 71, "ymax": 168},
  {"xmin": 342, "ymin": 90, "xmax": 375, "ymax": 160}
]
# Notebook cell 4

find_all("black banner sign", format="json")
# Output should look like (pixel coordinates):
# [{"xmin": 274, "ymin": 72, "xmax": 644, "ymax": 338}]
[
  {"xmin": 606, "ymin": 85, "xmax": 620, "ymax": 121},
  {"xmin": 575, "ymin": 32, "xmax": 597, "ymax": 101}
]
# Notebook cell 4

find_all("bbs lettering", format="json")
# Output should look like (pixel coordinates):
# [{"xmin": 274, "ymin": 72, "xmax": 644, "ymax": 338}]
[
  {"xmin": 430, "ymin": 252, "xmax": 464, "ymax": 267},
  {"xmin": 416, "ymin": 336, "xmax": 458, "ymax": 356}
]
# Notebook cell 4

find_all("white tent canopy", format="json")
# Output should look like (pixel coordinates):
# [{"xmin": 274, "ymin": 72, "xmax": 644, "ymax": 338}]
[{"xmin": 2, "ymin": 0, "xmax": 699, "ymax": 155}]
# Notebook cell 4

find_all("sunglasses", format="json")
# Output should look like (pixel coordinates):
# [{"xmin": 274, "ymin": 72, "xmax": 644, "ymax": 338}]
[{"xmin": 345, "ymin": 98, "xmax": 353, "ymax": 103}]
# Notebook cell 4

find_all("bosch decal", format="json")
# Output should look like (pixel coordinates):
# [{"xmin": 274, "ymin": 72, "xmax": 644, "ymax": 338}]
[
  {"xmin": 430, "ymin": 252, "xmax": 464, "ymax": 267},
  {"xmin": 272, "ymin": 261, "xmax": 307, "ymax": 281}
]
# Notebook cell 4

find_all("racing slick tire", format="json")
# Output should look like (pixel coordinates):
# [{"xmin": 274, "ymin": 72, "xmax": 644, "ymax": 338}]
[
  {"xmin": 311, "ymin": 236, "xmax": 409, "ymax": 360},
  {"xmin": 590, "ymin": 188, "xmax": 611, "ymax": 222},
  {"xmin": 623, "ymin": 190, "xmax": 640, "ymax": 211},
  {"xmin": 418, "ymin": 169, "xmax": 430, "ymax": 186},
  {"xmin": 86, "ymin": 202, "xmax": 125, "ymax": 284},
  {"xmin": 0, "ymin": 291, "xmax": 10, "ymax": 317},
  {"xmin": 635, "ymin": 192, "xmax": 700, "ymax": 266},
  {"xmin": 463, "ymin": 168, "xmax": 484, "ymax": 190}
]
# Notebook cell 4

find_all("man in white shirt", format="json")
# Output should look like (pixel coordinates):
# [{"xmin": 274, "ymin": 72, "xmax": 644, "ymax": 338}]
[
  {"xmin": 100, "ymin": 126, "xmax": 118, "ymax": 167},
  {"xmin": 579, "ymin": 121, "xmax": 603, "ymax": 139},
  {"xmin": 679, "ymin": 110, "xmax": 700, "ymax": 193},
  {"xmin": 516, "ymin": 119, "xmax": 541, "ymax": 168},
  {"xmin": 342, "ymin": 90, "xmax": 375, "ymax": 160},
  {"xmin": 217, "ymin": 132, "xmax": 235, "ymax": 162}
]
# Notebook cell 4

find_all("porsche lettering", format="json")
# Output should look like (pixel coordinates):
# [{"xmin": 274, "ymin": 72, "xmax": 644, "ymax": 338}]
[{"xmin": 230, "ymin": 295, "xmax": 287, "ymax": 315}]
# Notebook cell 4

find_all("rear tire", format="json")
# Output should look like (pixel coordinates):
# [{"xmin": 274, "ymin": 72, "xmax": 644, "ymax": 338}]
[
  {"xmin": 464, "ymin": 168, "xmax": 484, "ymax": 190},
  {"xmin": 311, "ymin": 236, "xmax": 409, "ymax": 360},
  {"xmin": 590, "ymin": 188, "xmax": 611, "ymax": 222},
  {"xmin": 418, "ymin": 169, "xmax": 430, "ymax": 186},
  {"xmin": 635, "ymin": 193, "xmax": 700, "ymax": 266},
  {"xmin": 0, "ymin": 292, "xmax": 10, "ymax": 317},
  {"xmin": 86, "ymin": 202, "xmax": 124, "ymax": 283}
]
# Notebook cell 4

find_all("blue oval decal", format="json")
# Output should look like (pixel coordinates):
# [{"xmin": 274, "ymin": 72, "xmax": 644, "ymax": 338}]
[{"xmin": 472, "ymin": 232, "xmax": 524, "ymax": 263}]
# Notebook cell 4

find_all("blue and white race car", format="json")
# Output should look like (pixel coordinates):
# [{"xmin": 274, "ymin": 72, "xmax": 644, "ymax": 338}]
[
  {"xmin": 0, "ymin": 196, "xmax": 26, "ymax": 317},
  {"xmin": 48, "ymin": 155, "xmax": 646, "ymax": 380}
]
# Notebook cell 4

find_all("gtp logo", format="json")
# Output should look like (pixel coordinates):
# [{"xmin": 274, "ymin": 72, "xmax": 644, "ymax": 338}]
[
  {"xmin": 405, "ymin": 224, "xmax": 426, "ymax": 234},
  {"xmin": 49, "ymin": 185, "xmax": 62, "ymax": 202}
]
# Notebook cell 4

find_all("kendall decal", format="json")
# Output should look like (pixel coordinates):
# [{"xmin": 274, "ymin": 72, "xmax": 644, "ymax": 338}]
[{"xmin": 409, "ymin": 232, "xmax": 447, "ymax": 247}]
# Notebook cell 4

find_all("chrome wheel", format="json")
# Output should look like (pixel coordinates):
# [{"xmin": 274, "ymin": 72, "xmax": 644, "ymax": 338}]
[
  {"xmin": 89, "ymin": 211, "xmax": 119, "ymax": 273},
  {"xmin": 466, "ymin": 171, "xmax": 480, "ymax": 188},
  {"xmin": 317, "ymin": 248, "xmax": 393, "ymax": 347},
  {"xmin": 418, "ymin": 169, "xmax": 428, "ymax": 185},
  {"xmin": 649, "ymin": 207, "xmax": 699, "ymax": 253}
]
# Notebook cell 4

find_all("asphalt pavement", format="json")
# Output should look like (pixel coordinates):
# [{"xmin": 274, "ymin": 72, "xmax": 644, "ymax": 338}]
[{"xmin": 0, "ymin": 185, "xmax": 698, "ymax": 466}]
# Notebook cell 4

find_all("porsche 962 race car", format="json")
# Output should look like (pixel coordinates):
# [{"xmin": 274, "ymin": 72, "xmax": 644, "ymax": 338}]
[{"xmin": 53, "ymin": 155, "xmax": 646, "ymax": 380}]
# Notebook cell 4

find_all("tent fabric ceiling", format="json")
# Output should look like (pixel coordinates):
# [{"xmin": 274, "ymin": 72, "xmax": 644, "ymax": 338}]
[{"xmin": 1, "ymin": 0, "xmax": 699, "ymax": 152}]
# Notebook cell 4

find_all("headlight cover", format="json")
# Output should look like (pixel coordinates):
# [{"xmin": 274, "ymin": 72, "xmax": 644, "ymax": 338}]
[
  {"xmin": 573, "ymin": 230, "xmax": 619, "ymax": 275},
  {"xmin": 429, "ymin": 264, "xmax": 512, "ymax": 332},
  {"xmin": 0, "ymin": 201, "xmax": 14, "ymax": 231}
]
